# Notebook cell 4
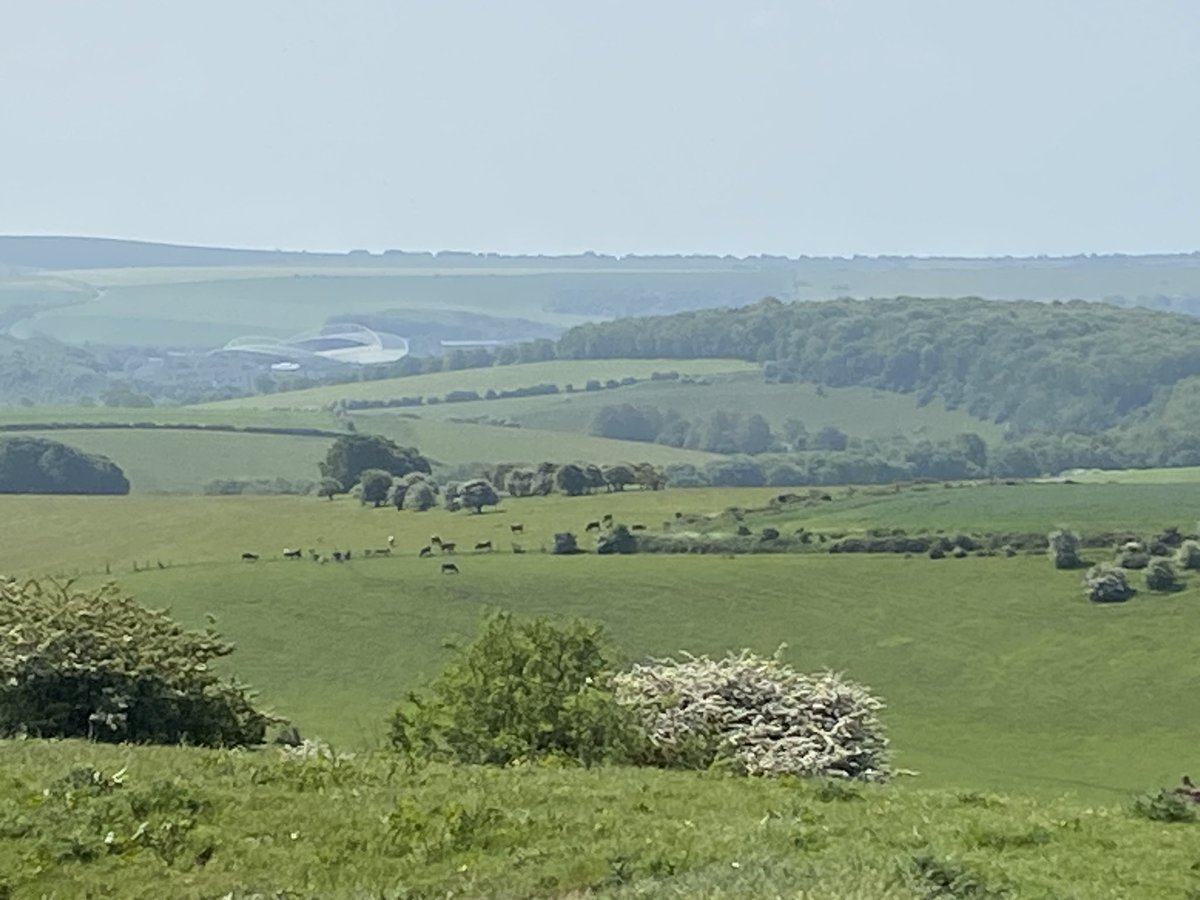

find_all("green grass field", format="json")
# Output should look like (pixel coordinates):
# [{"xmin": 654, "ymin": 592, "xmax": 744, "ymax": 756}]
[
  {"xmin": 1058, "ymin": 466, "xmax": 1200, "ymax": 484},
  {"xmin": 10, "ymin": 430, "xmax": 334, "ymax": 494},
  {"xmin": 413, "ymin": 372, "xmax": 1005, "ymax": 442},
  {"xmin": 741, "ymin": 481, "xmax": 1200, "ymax": 535},
  {"xmin": 0, "ymin": 406, "xmax": 340, "ymax": 430},
  {"xmin": 6, "ymin": 485, "xmax": 1200, "ymax": 803},
  {"xmin": 203, "ymin": 359, "xmax": 758, "ymax": 410},
  {"xmin": 4, "ymin": 742, "xmax": 1196, "ymax": 899}
]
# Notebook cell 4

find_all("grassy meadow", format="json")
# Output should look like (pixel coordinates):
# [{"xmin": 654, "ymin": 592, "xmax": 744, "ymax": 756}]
[
  {"xmin": 204, "ymin": 359, "xmax": 758, "ymax": 410},
  {"xmin": 3, "ymin": 742, "xmax": 1197, "ymax": 900},
  {"xmin": 6, "ymin": 483, "xmax": 1200, "ymax": 804}
]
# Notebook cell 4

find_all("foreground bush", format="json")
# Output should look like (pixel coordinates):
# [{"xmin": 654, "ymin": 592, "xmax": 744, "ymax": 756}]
[
  {"xmin": 0, "ymin": 578, "xmax": 275, "ymax": 745},
  {"xmin": 1177, "ymin": 540, "xmax": 1200, "ymax": 570},
  {"xmin": 613, "ymin": 650, "xmax": 890, "ymax": 781},
  {"xmin": 389, "ymin": 612, "xmax": 636, "ymax": 766}
]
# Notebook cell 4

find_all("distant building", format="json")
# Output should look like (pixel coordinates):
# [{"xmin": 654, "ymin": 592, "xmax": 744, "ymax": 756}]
[{"xmin": 213, "ymin": 323, "xmax": 409, "ymax": 366}]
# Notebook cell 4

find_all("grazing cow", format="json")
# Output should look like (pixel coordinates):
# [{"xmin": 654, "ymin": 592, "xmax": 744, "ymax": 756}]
[
  {"xmin": 430, "ymin": 535, "xmax": 443, "ymax": 546},
  {"xmin": 387, "ymin": 535, "xmax": 396, "ymax": 548},
  {"xmin": 510, "ymin": 523, "xmax": 524, "ymax": 534},
  {"xmin": 441, "ymin": 562, "xmax": 460, "ymax": 575},
  {"xmin": 373, "ymin": 547, "xmax": 392, "ymax": 557},
  {"xmin": 474, "ymin": 540, "xmax": 493, "ymax": 552},
  {"xmin": 440, "ymin": 542, "xmax": 457, "ymax": 554},
  {"xmin": 332, "ymin": 551, "xmax": 344, "ymax": 562},
  {"xmin": 241, "ymin": 552, "xmax": 259, "ymax": 562},
  {"xmin": 602, "ymin": 513, "xmax": 613, "ymax": 522},
  {"xmin": 283, "ymin": 548, "xmax": 302, "ymax": 559},
  {"xmin": 631, "ymin": 524, "xmax": 647, "ymax": 531},
  {"xmin": 511, "ymin": 543, "xmax": 526, "ymax": 554},
  {"xmin": 418, "ymin": 545, "xmax": 433, "ymax": 558},
  {"xmin": 344, "ymin": 550, "xmax": 352, "ymax": 560},
  {"xmin": 585, "ymin": 521, "xmax": 601, "ymax": 532}
]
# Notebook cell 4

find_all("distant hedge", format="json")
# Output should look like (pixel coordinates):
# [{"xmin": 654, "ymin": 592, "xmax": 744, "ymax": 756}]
[{"xmin": 0, "ymin": 436, "xmax": 129, "ymax": 494}]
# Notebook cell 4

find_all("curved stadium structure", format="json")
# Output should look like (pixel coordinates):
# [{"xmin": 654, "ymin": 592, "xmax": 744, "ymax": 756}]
[{"xmin": 214, "ymin": 323, "xmax": 410, "ymax": 366}]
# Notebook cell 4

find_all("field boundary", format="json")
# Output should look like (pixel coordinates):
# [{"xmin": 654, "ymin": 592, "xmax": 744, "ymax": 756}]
[{"xmin": 0, "ymin": 422, "xmax": 345, "ymax": 438}]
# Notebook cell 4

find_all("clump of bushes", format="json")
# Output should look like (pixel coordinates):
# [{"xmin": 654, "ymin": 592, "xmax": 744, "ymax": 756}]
[
  {"xmin": 613, "ymin": 650, "xmax": 890, "ymax": 781},
  {"xmin": 0, "ymin": 578, "xmax": 275, "ymax": 745},
  {"xmin": 1083, "ymin": 564, "xmax": 1135, "ymax": 603},
  {"xmin": 1047, "ymin": 529, "xmax": 1081, "ymax": 569}
]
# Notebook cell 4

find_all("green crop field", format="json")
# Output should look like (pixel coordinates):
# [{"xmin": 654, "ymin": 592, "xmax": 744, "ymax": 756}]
[
  {"xmin": 5, "ymin": 484, "xmax": 1200, "ymax": 804},
  {"xmin": 413, "ymin": 371, "xmax": 1005, "ymax": 442},
  {"xmin": 202, "ymin": 359, "xmax": 758, "ymax": 410}
]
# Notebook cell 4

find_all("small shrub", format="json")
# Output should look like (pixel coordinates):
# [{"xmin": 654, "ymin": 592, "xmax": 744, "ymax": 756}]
[
  {"xmin": 1117, "ymin": 550, "xmax": 1151, "ymax": 570},
  {"xmin": 951, "ymin": 546, "xmax": 968, "ymax": 559},
  {"xmin": 929, "ymin": 546, "xmax": 946, "ymax": 560},
  {"xmin": 1145, "ymin": 558, "xmax": 1183, "ymax": 592},
  {"xmin": 1131, "ymin": 788, "xmax": 1197, "ymax": 823},
  {"xmin": 1047, "ymin": 529, "xmax": 1081, "ymax": 569},
  {"xmin": 614, "ymin": 649, "xmax": 890, "ymax": 780},
  {"xmin": 1083, "ymin": 564, "xmax": 1135, "ymax": 603},
  {"xmin": 552, "ymin": 532, "xmax": 581, "ymax": 555},
  {"xmin": 389, "ymin": 612, "xmax": 637, "ymax": 767},
  {"xmin": 1177, "ymin": 540, "xmax": 1200, "ymax": 570}
]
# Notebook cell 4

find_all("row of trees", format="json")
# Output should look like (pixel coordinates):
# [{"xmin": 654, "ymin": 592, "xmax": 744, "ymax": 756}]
[{"xmin": 591, "ymin": 404, "xmax": 850, "ymax": 455}]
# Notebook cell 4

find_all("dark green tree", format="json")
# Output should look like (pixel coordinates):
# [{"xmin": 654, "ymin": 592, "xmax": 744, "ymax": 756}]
[
  {"xmin": 319, "ymin": 434, "xmax": 430, "ymax": 491},
  {"xmin": 459, "ymin": 478, "xmax": 500, "ymax": 513},
  {"xmin": 359, "ymin": 469, "xmax": 394, "ymax": 507},
  {"xmin": 555, "ymin": 464, "xmax": 588, "ymax": 496}
]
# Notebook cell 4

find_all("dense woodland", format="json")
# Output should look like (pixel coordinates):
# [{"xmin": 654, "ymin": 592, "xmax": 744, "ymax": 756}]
[{"xmin": 558, "ymin": 297, "xmax": 1200, "ymax": 435}]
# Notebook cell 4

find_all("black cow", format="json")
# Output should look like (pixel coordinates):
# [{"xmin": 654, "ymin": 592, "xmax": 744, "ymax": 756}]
[
  {"xmin": 474, "ymin": 541, "xmax": 493, "ymax": 552},
  {"xmin": 441, "ymin": 562, "xmax": 460, "ymax": 574},
  {"xmin": 585, "ymin": 521, "xmax": 601, "ymax": 532},
  {"xmin": 419, "ymin": 545, "xmax": 433, "ymax": 558},
  {"xmin": 241, "ymin": 552, "xmax": 259, "ymax": 562}
]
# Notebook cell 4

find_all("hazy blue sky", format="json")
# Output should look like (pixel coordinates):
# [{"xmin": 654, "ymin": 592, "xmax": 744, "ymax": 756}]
[{"xmin": 2, "ymin": 1, "xmax": 1197, "ymax": 256}]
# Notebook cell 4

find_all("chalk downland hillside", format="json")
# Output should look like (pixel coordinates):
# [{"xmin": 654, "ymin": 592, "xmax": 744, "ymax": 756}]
[
  {"xmin": 4, "ymin": 742, "xmax": 1197, "ymax": 899},
  {"xmin": 202, "ymin": 359, "xmax": 758, "ymax": 410}
]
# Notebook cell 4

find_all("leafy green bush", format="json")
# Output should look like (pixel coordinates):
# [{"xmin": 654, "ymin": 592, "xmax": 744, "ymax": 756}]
[
  {"xmin": 1047, "ymin": 529, "xmax": 1081, "ymax": 569},
  {"xmin": 1145, "ymin": 558, "xmax": 1183, "ymax": 592},
  {"xmin": 1177, "ymin": 540, "xmax": 1200, "ymax": 570},
  {"xmin": 1083, "ymin": 565, "xmax": 1135, "ymax": 603},
  {"xmin": 0, "ymin": 578, "xmax": 275, "ymax": 745},
  {"xmin": 1131, "ymin": 788, "xmax": 1197, "ymax": 823},
  {"xmin": 389, "ymin": 612, "xmax": 637, "ymax": 767}
]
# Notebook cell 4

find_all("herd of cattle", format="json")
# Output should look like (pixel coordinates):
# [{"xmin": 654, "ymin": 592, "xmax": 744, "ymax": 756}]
[{"xmin": 236, "ymin": 513, "xmax": 649, "ymax": 575}]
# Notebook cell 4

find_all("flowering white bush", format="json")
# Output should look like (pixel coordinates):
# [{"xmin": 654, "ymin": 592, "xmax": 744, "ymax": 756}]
[{"xmin": 613, "ymin": 649, "xmax": 890, "ymax": 781}]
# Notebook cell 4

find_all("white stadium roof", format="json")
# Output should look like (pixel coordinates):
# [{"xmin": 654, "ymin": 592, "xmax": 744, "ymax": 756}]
[{"xmin": 214, "ymin": 323, "xmax": 410, "ymax": 365}]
